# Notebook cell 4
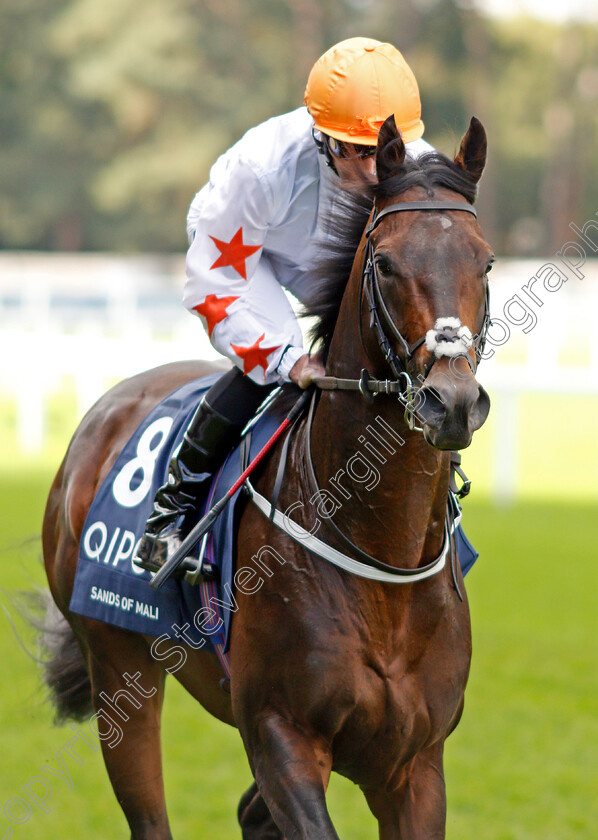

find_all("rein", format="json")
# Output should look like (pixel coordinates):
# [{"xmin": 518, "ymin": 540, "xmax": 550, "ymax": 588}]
[
  {"xmin": 301, "ymin": 390, "xmax": 456, "ymax": 577},
  {"xmin": 244, "ymin": 390, "xmax": 462, "ymax": 585},
  {"xmin": 245, "ymin": 200, "xmax": 483, "ymax": 585},
  {"xmin": 314, "ymin": 198, "xmax": 490, "ymax": 430}
]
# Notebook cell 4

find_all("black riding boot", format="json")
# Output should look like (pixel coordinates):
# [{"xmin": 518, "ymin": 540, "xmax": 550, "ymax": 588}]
[{"xmin": 134, "ymin": 368, "xmax": 274, "ymax": 573}]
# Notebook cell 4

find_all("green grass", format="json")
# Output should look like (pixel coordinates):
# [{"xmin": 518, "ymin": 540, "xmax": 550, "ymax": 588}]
[
  {"xmin": 2, "ymin": 389, "xmax": 597, "ymax": 500},
  {"xmin": 1, "ymin": 470, "xmax": 597, "ymax": 838}
]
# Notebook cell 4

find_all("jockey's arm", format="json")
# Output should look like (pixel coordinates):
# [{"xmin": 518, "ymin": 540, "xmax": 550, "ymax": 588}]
[{"xmin": 184, "ymin": 156, "xmax": 309, "ymax": 386}]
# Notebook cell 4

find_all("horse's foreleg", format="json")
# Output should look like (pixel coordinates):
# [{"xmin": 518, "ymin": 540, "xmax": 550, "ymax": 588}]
[
  {"xmin": 242, "ymin": 713, "xmax": 339, "ymax": 840},
  {"xmin": 363, "ymin": 744, "xmax": 447, "ymax": 840},
  {"xmin": 85, "ymin": 624, "xmax": 172, "ymax": 840},
  {"xmin": 238, "ymin": 781, "xmax": 284, "ymax": 840}
]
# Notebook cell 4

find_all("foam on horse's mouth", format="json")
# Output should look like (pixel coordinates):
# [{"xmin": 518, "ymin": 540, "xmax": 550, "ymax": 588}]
[{"xmin": 425, "ymin": 318, "xmax": 473, "ymax": 359}]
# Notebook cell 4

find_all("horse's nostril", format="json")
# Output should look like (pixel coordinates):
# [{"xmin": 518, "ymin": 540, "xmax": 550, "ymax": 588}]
[
  {"xmin": 468, "ymin": 385, "xmax": 491, "ymax": 433},
  {"xmin": 415, "ymin": 386, "xmax": 447, "ymax": 430}
]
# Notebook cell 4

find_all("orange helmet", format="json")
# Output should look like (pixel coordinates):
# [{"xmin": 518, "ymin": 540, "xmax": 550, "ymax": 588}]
[{"xmin": 304, "ymin": 37, "xmax": 424, "ymax": 145}]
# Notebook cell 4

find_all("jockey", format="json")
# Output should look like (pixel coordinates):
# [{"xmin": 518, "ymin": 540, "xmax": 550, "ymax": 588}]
[{"xmin": 135, "ymin": 36, "xmax": 434, "ymax": 573}]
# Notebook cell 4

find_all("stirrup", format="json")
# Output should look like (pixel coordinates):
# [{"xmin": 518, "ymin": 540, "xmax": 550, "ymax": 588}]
[
  {"xmin": 134, "ymin": 530, "xmax": 184, "ymax": 575},
  {"xmin": 182, "ymin": 533, "xmax": 219, "ymax": 586},
  {"xmin": 134, "ymin": 532, "xmax": 218, "ymax": 583}
]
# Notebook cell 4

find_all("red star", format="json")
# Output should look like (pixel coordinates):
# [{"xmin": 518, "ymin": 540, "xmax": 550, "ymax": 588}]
[
  {"xmin": 193, "ymin": 294, "xmax": 240, "ymax": 336},
  {"xmin": 209, "ymin": 227, "xmax": 261, "ymax": 280},
  {"xmin": 231, "ymin": 334, "xmax": 281, "ymax": 375}
]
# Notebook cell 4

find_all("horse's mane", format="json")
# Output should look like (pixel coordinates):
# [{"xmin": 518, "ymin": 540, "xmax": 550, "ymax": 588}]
[
  {"xmin": 301, "ymin": 187, "xmax": 373, "ymax": 357},
  {"xmin": 303, "ymin": 149, "xmax": 479, "ymax": 361}
]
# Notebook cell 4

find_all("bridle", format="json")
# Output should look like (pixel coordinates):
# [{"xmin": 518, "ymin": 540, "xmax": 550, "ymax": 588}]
[
  {"xmin": 314, "ymin": 199, "xmax": 491, "ymax": 431},
  {"xmin": 245, "ymin": 199, "xmax": 489, "ymax": 586}
]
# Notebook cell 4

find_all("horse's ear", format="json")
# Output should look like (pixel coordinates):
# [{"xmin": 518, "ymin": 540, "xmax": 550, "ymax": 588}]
[
  {"xmin": 376, "ymin": 115, "xmax": 406, "ymax": 182},
  {"xmin": 454, "ymin": 117, "xmax": 487, "ymax": 184}
]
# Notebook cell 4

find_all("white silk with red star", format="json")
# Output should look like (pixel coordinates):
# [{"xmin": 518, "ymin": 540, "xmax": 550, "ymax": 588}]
[{"xmin": 183, "ymin": 107, "xmax": 434, "ymax": 385}]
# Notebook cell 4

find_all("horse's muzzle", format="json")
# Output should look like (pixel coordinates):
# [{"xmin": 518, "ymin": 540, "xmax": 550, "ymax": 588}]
[{"xmin": 415, "ymin": 356, "xmax": 490, "ymax": 450}]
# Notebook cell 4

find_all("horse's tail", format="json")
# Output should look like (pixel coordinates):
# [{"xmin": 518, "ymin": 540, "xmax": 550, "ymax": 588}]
[{"xmin": 27, "ymin": 590, "xmax": 93, "ymax": 723}]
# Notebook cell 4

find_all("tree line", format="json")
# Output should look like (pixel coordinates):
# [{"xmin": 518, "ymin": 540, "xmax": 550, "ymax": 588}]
[{"xmin": 1, "ymin": 0, "xmax": 596, "ymax": 255}]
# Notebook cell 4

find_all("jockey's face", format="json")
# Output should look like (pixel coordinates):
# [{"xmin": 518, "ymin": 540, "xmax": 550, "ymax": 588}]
[
  {"xmin": 313, "ymin": 130, "xmax": 377, "ymax": 184},
  {"xmin": 326, "ymin": 137, "xmax": 377, "ymax": 184},
  {"xmin": 325, "ymin": 135, "xmax": 376, "ymax": 161},
  {"xmin": 334, "ymin": 152, "xmax": 377, "ymax": 185}
]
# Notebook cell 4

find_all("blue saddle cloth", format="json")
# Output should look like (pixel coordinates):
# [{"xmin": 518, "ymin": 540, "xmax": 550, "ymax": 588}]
[
  {"xmin": 70, "ymin": 374, "xmax": 478, "ymax": 665},
  {"xmin": 69, "ymin": 374, "xmax": 283, "ymax": 670}
]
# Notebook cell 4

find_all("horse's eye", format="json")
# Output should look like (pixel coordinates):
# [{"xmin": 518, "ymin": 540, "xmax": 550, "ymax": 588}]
[
  {"xmin": 375, "ymin": 256, "xmax": 393, "ymax": 277},
  {"xmin": 485, "ymin": 257, "xmax": 495, "ymax": 274}
]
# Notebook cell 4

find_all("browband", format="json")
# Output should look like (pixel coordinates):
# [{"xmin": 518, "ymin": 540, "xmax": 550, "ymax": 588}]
[{"xmin": 366, "ymin": 200, "xmax": 477, "ymax": 237}]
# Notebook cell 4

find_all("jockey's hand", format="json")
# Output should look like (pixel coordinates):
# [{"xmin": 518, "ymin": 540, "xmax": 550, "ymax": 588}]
[{"xmin": 289, "ymin": 353, "xmax": 326, "ymax": 389}]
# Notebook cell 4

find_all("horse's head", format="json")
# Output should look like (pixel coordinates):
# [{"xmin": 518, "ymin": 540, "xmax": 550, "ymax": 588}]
[{"xmin": 358, "ymin": 115, "xmax": 492, "ymax": 450}]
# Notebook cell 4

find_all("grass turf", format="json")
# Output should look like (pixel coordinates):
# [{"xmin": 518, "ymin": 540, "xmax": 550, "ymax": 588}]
[{"xmin": 0, "ymin": 471, "xmax": 597, "ymax": 839}]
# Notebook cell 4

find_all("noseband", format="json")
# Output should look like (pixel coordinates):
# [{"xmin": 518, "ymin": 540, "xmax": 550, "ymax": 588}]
[{"xmin": 315, "ymin": 199, "xmax": 491, "ymax": 430}]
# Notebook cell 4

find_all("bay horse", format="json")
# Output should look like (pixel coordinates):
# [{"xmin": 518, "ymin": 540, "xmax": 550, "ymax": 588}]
[{"xmin": 41, "ymin": 116, "xmax": 493, "ymax": 839}]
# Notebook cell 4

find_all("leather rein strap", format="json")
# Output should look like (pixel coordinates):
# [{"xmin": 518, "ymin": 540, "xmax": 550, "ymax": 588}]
[
  {"xmin": 301, "ymin": 390, "xmax": 452, "ymax": 577},
  {"xmin": 244, "ymin": 390, "xmax": 460, "ymax": 584}
]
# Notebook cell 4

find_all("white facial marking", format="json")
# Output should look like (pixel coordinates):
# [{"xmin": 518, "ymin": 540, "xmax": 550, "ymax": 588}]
[{"xmin": 440, "ymin": 217, "xmax": 452, "ymax": 230}]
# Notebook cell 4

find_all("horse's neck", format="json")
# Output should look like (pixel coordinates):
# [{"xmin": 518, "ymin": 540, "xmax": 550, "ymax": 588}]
[
  {"xmin": 310, "ymin": 275, "xmax": 450, "ymax": 569},
  {"xmin": 310, "ymin": 394, "xmax": 449, "ymax": 568}
]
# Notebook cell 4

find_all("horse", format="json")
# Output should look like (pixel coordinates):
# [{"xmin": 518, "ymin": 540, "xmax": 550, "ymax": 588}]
[{"xmin": 41, "ymin": 115, "xmax": 493, "ymax": 840}]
